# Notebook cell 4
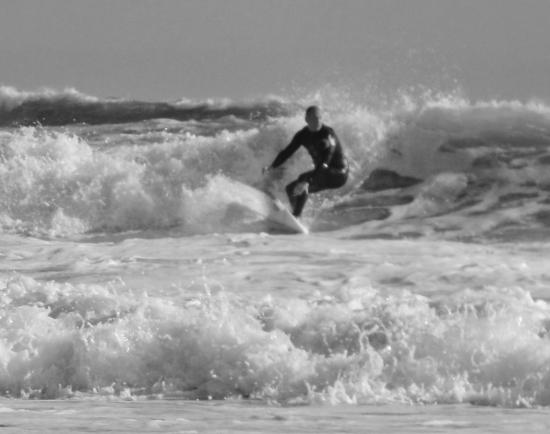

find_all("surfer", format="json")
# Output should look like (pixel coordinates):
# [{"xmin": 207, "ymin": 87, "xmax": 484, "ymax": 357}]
[{"xmin": 263, "ymin": 105, "xmax": 349, "ymax": 217}]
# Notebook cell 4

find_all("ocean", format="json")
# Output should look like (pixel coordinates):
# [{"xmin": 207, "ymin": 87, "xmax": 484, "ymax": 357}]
[{"xmin": 1, "ymin": 85, "xmax": 550, "ymax": 432}]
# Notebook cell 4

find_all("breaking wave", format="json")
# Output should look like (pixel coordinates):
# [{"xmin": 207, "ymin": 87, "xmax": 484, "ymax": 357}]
[
  {"xmin": 1, "ymin": 273, "xmax": 550, "ymax": 407},
  {"xmin": 1, "ymin": 86, "xmax": 550, "ymax": 241}
]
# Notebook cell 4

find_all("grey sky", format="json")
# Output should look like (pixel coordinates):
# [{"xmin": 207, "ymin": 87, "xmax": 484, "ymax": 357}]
[{"xmin": 1, "ymin": 0, "xmax": 550, "ymax": 101}]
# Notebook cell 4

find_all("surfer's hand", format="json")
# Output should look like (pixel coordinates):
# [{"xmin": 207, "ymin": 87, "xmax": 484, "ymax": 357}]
[{"xmin": 293, "ymin": 181, "xmax": 309, "ymax": 196}]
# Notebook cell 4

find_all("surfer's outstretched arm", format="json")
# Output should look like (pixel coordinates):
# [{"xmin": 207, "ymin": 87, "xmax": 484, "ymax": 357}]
[{"xmin": 266, "ymin": 132, "xmax": 302, "ymax": 171}]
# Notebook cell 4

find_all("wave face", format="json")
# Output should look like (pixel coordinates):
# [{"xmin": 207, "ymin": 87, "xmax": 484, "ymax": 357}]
[
  {"xmin": 316, "ymin": 98, "xmax": 550, "ymax": 241},
  {"xmin": 1, "ymin": 87, "xmax": 550, "ymax": 240}
]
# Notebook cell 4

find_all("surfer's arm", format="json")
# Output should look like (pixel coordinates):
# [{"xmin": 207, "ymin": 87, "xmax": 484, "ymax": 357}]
[{"xmin": 270, "ymin": 132, "xmax": 302, "ymax": 169}]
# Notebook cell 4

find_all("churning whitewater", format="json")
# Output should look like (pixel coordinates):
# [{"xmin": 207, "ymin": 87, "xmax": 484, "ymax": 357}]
[{"xmin": 2, "ymin": 86, "xmax": 550, "ymax": 408}]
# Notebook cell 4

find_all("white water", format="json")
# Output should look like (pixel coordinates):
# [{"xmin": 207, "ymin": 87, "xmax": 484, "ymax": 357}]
[{"xmin": 2, "ymin": 89, "xmax": 550, "ymax": 432}]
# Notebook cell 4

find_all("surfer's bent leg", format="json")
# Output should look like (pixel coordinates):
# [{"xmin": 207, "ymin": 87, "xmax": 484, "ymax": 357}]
[
  {"xmin": 308, "ymin": 168, "xmax": 348, "ymax": 194},
  {"xmin": 286, "ymin": 172, "xmax": 314, "ymax": 217},
  {"xmin": 286, "ymin": 168, "xmax": 349, "ymax": 216}
]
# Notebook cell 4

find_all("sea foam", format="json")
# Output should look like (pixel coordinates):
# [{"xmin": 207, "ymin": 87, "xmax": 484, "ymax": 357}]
[{"xmin": 1, "ymin": 272, "xmax": 550, "ymax": 406}]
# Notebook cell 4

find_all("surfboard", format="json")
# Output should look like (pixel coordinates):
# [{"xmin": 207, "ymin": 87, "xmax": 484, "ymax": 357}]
[
  {"xmin": 267, "ymin": 198, "xmax": 309, "ymax": 234},
  {"xmin": 221, "ymin": 177, "xmax": 309, "ymax": 234}
]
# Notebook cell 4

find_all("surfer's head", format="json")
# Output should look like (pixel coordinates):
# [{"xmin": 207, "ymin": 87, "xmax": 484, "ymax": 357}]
[{"xmin": 305, "ymin": 106, "xmax": 322, "ymax": 132}]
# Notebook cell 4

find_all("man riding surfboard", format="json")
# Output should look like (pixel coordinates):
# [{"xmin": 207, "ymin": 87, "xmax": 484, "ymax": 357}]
[{"xmin": 264, "ymin": 105, "xmax": 349, "ymax": 217}]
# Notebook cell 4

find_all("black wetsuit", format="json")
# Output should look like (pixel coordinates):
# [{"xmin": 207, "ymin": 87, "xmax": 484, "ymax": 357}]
[{"xmin": 271, "ymin": 125, "xmax": 349, "ymax": 217}]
